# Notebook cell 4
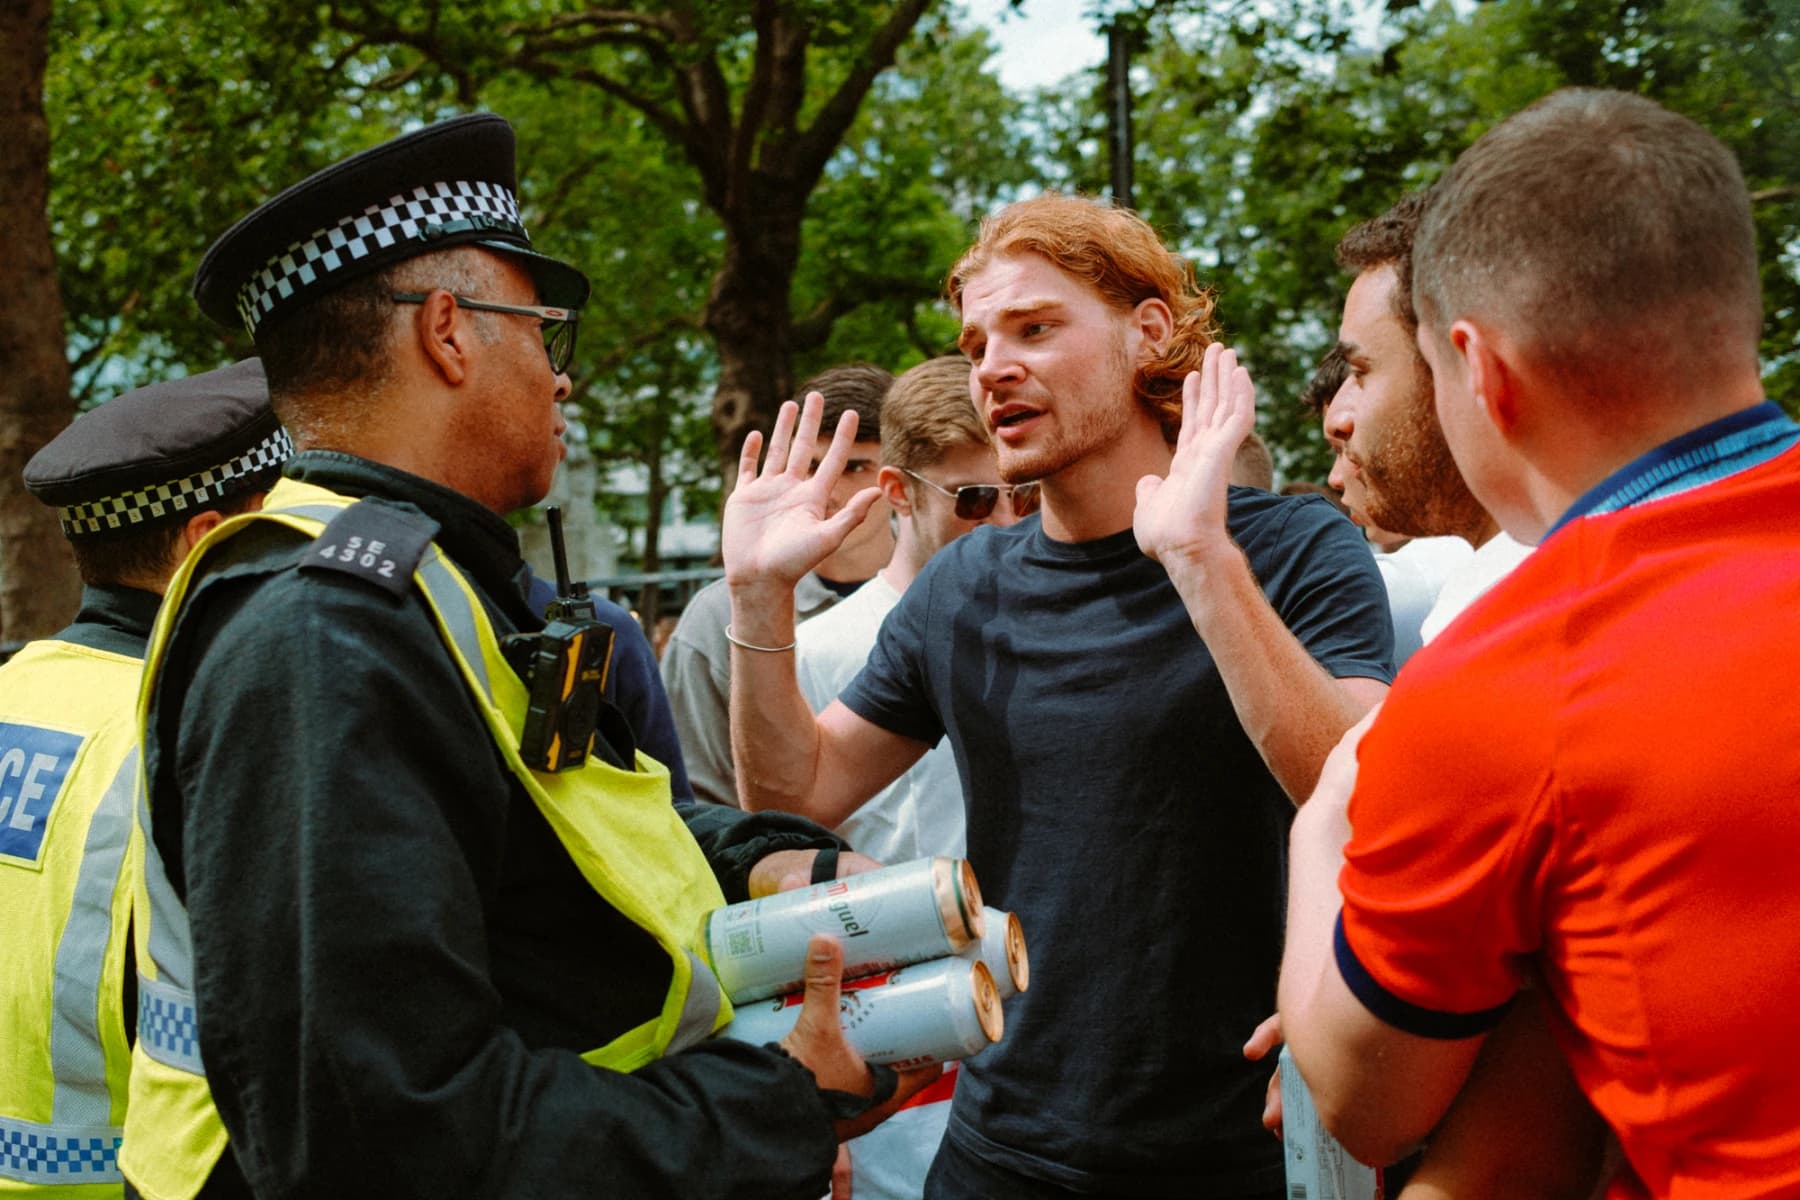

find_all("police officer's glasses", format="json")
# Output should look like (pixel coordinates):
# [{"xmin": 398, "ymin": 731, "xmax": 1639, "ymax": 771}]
[
  {"xmin": 391, "ymin": 292, "xmax": 579, "ymax": 375},
  {"xmin": 902, "ymin": 469, "xmax": 1041, "ymax": 519}
]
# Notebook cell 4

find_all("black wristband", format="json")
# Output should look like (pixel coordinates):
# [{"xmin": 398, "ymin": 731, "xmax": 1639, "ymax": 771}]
[{"xmin": 810, "ymin": 845, "xmax": 841, "ymax": 885}]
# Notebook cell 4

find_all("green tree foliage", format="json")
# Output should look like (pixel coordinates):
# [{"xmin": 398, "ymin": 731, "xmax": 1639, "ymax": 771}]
[
  {"xmin": 1040, "ymin": 0, "xmax": 1798, "ymax": 481},
  {"xmin": 49, "ymin": 1, "xmax": 408, "ymax": 401},
  {"xmin": 45, "ymin": 1, "xmax": 1032, "ymax": 575}
]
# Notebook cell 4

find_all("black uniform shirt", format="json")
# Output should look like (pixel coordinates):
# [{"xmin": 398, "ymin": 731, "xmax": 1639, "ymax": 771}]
[
  {"xmin": 142, "ymin": 452, "xmax": 841, "ymax": 1199},
  {"xmin": 55, "ymin": 583, "xmax": 161, "ymax": 657}
]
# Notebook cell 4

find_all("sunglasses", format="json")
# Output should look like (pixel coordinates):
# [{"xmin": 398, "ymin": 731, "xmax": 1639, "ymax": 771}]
[
  {"xmin": 903, "ymin": 468, "xmax": 1041, "ymax": 520},
  {"xmin": 391, "ymin": 292, "xmax": 579, "ymax": 375}
]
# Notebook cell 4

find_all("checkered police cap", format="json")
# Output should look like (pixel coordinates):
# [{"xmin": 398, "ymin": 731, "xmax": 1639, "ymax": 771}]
[
  {"xmin": 24, "ymin": 359, "xmax": 291, "ymax": 541},
  {"xmin": 193, "ymin": 113, "xmax": 589, "ymax": 338}
]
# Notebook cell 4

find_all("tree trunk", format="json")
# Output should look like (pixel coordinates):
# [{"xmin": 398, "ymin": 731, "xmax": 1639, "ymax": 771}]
[
  {"xmin": 704, "ymin": 180, "xmax": 803, "ymax": 498},
  {"xmin": 0, "ymin": 0, "xmax": 81, "ymax": 649},
  {"xmin": 636, "ymin": 413, "xmax": 666, "ymax": 638}
]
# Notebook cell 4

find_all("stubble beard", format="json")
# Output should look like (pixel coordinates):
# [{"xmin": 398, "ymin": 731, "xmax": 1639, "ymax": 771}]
[
  {"xmin": 1363, "ymin": 361, "xmax": 1492, "ymax": 542},
  {"xmin": 995, "ymin": 333, "xmax": 1136, "ymax": 486}
]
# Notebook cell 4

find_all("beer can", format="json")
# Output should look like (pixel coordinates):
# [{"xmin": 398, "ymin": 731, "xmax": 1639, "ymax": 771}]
[
  {"xmin": 706, "ymin": 857, "xmax": 984, "ymax": 1004},
  {"xmin": 1280, "ymin": 1045, "xmax": 1379, "ymax": 1200},
  {"xmin": 720, "ymin": 955, "xmax": 1004, "ymax": 1068},
  {"xmin": 959, "ymin": 907, "xmax": 1029, "ymax": 1000}
]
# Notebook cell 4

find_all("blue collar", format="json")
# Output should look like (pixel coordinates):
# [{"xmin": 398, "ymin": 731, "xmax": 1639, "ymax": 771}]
[{"xmin": 1544, "ymin": 402, "xmax": 1800, "ymax": 540}]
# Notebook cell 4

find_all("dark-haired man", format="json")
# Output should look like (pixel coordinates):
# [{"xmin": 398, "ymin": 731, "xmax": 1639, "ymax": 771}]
[
  {"xmin": 2, "ymin": 360, "xmax": 285, "ymax": 1194},
  {"xmin": 122, "ymin": 115, "xmax": 926, "ymax": 1199},
  {"xmin": 1280, "ymin": 89, "xmax": 1800, "ymax": 1194},
  {"xmin": 1320, "ymin": 189, "xmax": 1530, "ymax": 656},
  {"xmin": 1274, "ymin": 193, "xmax": 1610, "ymax": 1198},
  {"xmin": 661, "ymin": 363, "xmax": 895, "ymax": 808},
  {"xmin": 726, "ymin": 194, "xmax": 1394, "ymax": 1198}
]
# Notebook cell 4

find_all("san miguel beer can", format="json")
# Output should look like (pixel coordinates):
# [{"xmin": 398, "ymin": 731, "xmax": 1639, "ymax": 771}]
[
  {"xmin": 1280, "ymin": 1045, "xmax": 1380, "ymax": 1200},
  {"xmin": 706, "ymin": 857, "xmax": 984, "ymax": 1004},
  {"xmin": 959, "ymin": 907, "xmax": 1029, "ymax": 1000},
  {"xmin": 720, "ymin": 955, "xmax": 1005, "ymax": 1068}
]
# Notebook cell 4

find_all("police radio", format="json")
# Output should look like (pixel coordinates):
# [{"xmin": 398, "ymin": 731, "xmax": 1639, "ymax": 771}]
[{"xmin": 503, "ymin": 507, "xmax": 617, "ymax": 772}]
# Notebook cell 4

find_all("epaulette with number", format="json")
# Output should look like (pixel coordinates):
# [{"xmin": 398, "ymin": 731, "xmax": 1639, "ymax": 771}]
[{"xmin": 298, "ymin": 500, "xmax": 439, "ymax": 597}]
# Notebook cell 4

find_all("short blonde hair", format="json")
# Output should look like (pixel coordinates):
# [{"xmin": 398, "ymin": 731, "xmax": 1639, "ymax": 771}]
[{"xmin": 880, "ymin": 356, "xmax": 989, "ymax": 473}]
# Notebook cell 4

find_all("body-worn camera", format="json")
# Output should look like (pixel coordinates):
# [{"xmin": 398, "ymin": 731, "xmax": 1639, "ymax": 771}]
[{"xmin": 502, "ymin": 507, "xmax": 623, "ymax": 772}]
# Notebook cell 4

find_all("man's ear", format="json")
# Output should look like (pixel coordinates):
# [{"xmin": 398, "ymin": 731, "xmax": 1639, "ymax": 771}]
[
  {"xmin": 413, "ymin": 289, "xmax": 473, "ymax": 385},
  {"xmin": 876, "ymin": 465, "xmax": 912, "ymax": 517},
  {"xmin": 1451, "ymin": 319, "xmax": 1518, "ymax": 436},
  {"xmin": 1130, "ymin": 295, "xmax": 1175, "ymax": 357},
  {"xmin": 177, "ymin": 490, "xmax": 267, "ymax": 558}
]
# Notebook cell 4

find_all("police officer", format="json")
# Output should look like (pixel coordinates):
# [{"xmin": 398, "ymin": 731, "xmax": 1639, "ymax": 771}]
[
  {"xmin": 2, "ymin": 360, "xmax": 286, "ymax": 1195},
  {"xmin": 122, "ymin": 114, "xmax": 928, "ymax": 1200}
]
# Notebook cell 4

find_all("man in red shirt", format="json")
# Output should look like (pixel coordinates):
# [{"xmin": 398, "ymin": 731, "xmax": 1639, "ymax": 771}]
[{"xmin": 1278, "ymin": 88, "xmax": 1800, "ymax": 1198}]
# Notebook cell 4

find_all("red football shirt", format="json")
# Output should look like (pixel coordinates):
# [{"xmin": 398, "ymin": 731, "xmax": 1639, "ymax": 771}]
[{"xmin": 1338, "ymin": 433, "xmax": 1800, "ymax": 1197}]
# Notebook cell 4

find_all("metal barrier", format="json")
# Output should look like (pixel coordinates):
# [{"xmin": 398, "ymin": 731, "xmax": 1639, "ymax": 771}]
[{"xmin": 587, "ymin": 566, "xmax": 724, "ymax": 644}]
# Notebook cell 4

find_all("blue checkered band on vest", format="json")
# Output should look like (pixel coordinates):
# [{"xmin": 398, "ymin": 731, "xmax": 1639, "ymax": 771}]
[
  {"xmin": 57, "ymin": 427, "xmax": 294, "ymax": 538},
  {"xmin": 0, "ymin": 1119, "xmax": 123, "ymax": 1183},
  {"xmin": 137, "ymin": 976, "xmax": 204, "ymax": 1075},
  {"xmin": 234, "ymin": 178, "xmax": 527, "ymax": 334}
]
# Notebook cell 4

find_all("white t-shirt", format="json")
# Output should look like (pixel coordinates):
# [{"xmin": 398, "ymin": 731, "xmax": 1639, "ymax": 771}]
[
  {"xmin": 794, "ymin": 573, "xmax": 967, "ymax": 864},
  {"xmin": 1373, "ymin": 536, "xmax": 1475, "ymax": 666},
  {"xmin": 1418, "ymin": 531, "xmax": 1535, "ymax": 645}
]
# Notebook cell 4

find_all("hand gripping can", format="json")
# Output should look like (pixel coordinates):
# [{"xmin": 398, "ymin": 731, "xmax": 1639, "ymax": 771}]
[
  {"xmin": 720, "ymin": 956, "xmax": 1005, "ymax": 1068},
  {"xmin": 1280, "ymin": 1045, "xmax": 1379, "ymax": 1200},
  {"xmin": 706, "ymin": 857, "xmax": 984, "ymax": 1004},
  {"xmin": 959, "ymin": 907, "xmax": 1029, "ymax": 1000}
]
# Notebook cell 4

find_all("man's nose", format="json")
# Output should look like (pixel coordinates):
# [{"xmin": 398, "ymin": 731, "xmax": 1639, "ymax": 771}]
[
  {"xmin": 1322, "ymin": 389, "xmax": 1355, "ymax": 447},
  {"xmin": 975, "ymin": 343, "xmax": 1024, "ymax": 393},
  {"xmin": 1328, "ymin": 451, "xmax": 1353, "ymax": 493}
]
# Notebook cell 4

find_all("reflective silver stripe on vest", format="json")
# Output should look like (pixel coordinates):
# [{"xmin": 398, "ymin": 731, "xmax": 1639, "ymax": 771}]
[
  {"xmin": 415, "ymin": 547, "xmax": 491, "ymax": 697},
  {"xmin": 135, "ymin": 775, "xmax": 205, "ymax": 1076},
  {"xmin": 277, "ymin": 502, "xmax": 350, "ymax": 524},
  {"xmin": 137, "ymin": 973, "xmax": 204, "ymax": 1075},
  {"xmin": 47, "ymin": 746, "xmax": 137, "ymax": 1127},
  {"xmin": 670, "ymin": 951, "xmax": 723, "ymax": 1055},
  {"xmin": 0, "ymin": 1114, "xmax": 122, "ymax": 1184}
]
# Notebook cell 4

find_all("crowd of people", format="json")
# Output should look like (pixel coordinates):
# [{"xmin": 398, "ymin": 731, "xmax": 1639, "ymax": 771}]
[{"xmin": 2, "ymin": 84, "xmax": 1795, "ymax": 1200}]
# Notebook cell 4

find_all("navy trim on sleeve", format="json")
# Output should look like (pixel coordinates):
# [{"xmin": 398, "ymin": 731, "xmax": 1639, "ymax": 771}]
[{"xmin": 1333, "ymin": 913, "xmax": 1512, "ymax": 1040}]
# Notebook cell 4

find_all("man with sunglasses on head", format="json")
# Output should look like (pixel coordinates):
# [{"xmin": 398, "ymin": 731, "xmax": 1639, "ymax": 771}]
[
  {"xmin": 724, "ymin": 195, "xmax": 1394, "ymax": 1199},
  {"xmin": 121, "ymin": 114, "xmax": 932, "ymax": 1200}
]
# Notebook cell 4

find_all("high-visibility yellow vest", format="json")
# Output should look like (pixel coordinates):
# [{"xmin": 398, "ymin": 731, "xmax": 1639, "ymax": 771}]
[
  {"xmin": 0, "ymin": 637, "xmax": 142, "ymax": 1197},
  {"xmin": 120, "ymin": 480, "xmax": 731, "ymax": 1200}
]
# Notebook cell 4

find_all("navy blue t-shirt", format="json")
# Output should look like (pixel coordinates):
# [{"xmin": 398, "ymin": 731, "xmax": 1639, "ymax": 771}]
[{"xmin": 841, "ymin": 488, "xmax": 1393, "ymax": 1196}]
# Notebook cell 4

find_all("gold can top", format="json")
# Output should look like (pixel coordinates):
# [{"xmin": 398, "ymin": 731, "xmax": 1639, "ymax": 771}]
[
  {"xmin": 1000, "ymin": 910, "xmax": 1029, "ymax": 995},
  {"xmin": 932, "ymin": 856, "xmax": 984, "ymax": 949},
  {"xmin": 969, "ymin": 959, "xmax": 1005, "ymax": 1046}
]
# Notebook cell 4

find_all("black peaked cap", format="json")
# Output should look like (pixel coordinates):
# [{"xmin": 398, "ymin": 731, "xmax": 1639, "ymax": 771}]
[
  {"xmin": 24, "ymin": 358, "xmax": 291, "ymax": 541},
  {"xmin": 193, "ymin": 113, "xmax": 590, "ymax": 337}
]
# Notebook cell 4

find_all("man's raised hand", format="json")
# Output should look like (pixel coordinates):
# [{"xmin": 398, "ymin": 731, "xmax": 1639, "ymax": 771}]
[
  {"xmin": 723, "ymin": 392, "xmax": 883, "ymax": 592},
  {"xmin": 1134, "ymin": 343, "xmax": 1257, "ymax": 568}
]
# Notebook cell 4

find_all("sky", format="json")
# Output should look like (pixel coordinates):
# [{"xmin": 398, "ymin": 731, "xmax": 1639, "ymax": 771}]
[
  {"xmin": 961, "ymin": 0, "xmax": 1110, "ymax": 92},
  {"xmin": 962, "ymin": 0, "xmax": 1410, "ymax": 91}
]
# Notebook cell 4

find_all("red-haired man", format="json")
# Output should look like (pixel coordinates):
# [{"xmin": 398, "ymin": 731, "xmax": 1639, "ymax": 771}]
[{"xmin": 724, "ymin": 195, "xmax": 1395, "ymax": 1199}]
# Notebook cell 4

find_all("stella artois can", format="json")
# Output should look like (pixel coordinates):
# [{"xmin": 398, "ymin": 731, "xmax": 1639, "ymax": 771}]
[
  {"xmin": 1280, "ymin": 1045, "xmax": 1380, "ymax": 1200},
  {"xmin": 706, "ymin": 857, "xmax": 984, "ymax": 1004},
  {"xmin": 959, "ymin": 907, "xmax": 1029, "ymax": 1000},
  {"xmin": 720, "ymin": 955, "xmax": 1005, "ymax": 1068}
]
